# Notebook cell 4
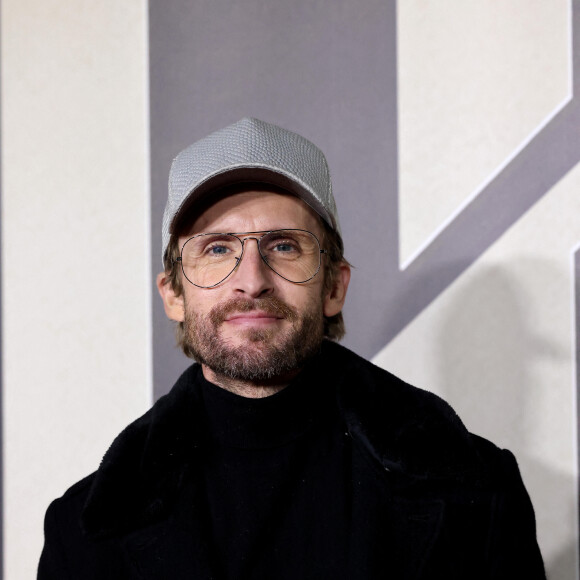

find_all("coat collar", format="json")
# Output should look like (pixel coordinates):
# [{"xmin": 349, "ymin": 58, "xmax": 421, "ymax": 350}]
[
  {"xmin": 330, "ymin": 342, "xmax": 484, "ymax": 483},
  {"xmin": 81, "ymin": 341, "xmax": 486, "ymax": 539}
]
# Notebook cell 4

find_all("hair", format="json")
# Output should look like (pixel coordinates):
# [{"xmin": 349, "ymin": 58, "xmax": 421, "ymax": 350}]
[{"xmin": 162, "ymin": 209, "xmax": 349, "ymax": 358}]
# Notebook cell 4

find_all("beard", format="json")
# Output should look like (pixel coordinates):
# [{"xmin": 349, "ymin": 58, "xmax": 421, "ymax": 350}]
[{"xmin": 183, "ymin": 295, "xmax": 325, "ymax": 382}]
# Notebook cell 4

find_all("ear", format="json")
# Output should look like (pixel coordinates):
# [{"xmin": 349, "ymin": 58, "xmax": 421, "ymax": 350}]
[
  {"xmin": 323, "ymin": 262, "xmax": 351, "ymax": 318},
  {"xmin": 156, "ymin": 272, "xmax": 185, "ymax": 322}
]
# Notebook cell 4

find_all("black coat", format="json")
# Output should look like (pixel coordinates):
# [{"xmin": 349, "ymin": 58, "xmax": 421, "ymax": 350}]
[{"xmin": 38, "ymin": 342, "xmax": 545, "ymax": 579}]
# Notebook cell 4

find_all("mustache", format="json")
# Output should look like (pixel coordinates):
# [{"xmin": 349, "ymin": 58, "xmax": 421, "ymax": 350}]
[{"xmin": 209, "ymin": 296, "xmax": 299, "ymax": 326}]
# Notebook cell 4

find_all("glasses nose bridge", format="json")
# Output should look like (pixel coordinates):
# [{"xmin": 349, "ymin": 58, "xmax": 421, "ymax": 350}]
[
  {"xmin": 239, "ymin": 234, "xmax": 261, "ymax": 246},
  {"xmin": 238, "ymin": 234, "xmax": 267, "ymax": 264}
]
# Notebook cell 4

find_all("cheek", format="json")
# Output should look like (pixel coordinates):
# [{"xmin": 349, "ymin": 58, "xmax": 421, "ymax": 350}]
[
  {"xmin": 288, "ymin": 284, "xmax": 325, "ymax": 314},
  {"xmin": 183, "ymin": 288, "xmax": 220, "ymax": 317}
]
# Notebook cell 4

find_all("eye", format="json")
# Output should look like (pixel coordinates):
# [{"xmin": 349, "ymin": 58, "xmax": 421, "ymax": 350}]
[
  {"xmin": 197, "ymin": 235, "xmax": 239, "ymax": 259},
  {"xmin": 262, "ymin": 231, "xmax": 306, "ymax": 257},
  {"xmin": 207, "ymin": 244, "xmax": 230, "ymax": 255},
  {"xmin": 273, "ymin": 242, "xmax": 296, "ymax": 253}
]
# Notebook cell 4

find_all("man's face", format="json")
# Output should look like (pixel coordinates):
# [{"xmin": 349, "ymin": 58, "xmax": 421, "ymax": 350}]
[{"xmin": 165, "ymin": 189, "xmax": 339, "ymax": 383}]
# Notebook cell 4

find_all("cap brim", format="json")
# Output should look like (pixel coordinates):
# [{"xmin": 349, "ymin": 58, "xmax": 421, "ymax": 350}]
[{"xmin": 170, "ymin": 166, "xmax": 334, "ymax": 234}]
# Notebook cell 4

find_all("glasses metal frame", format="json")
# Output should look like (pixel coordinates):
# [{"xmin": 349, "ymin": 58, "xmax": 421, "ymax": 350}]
[{"xmin": 176, "ymin": 228, "xmax": 328, "ymax": 288}]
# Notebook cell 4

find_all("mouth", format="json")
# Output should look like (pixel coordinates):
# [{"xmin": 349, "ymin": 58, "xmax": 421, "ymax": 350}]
[
  {"xmin": 225, "ymin": 311, "xmax": 284, "ymax": 326},
  {"xmin": 210, "ymin": 297, "xmax": 298, "ymax": 329}
]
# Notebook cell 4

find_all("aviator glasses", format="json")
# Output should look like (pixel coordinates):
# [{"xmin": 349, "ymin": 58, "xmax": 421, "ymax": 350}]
[{"xmin": 176, "ymin": 229, "xmax": 327, "ymax": 288}]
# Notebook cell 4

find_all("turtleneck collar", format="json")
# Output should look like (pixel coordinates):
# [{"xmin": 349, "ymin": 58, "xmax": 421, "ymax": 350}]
[{"xmin": 198, "ymin": 360, "xmax": 329, "ymax": 449}]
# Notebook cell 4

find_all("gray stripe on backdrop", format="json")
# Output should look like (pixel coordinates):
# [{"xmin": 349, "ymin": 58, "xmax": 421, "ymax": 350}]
[{"xmin": 148, "ymin": 0, "xmax": 397, "ymax": 398}]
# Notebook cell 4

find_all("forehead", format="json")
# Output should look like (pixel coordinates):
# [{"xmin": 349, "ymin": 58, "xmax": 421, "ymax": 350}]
[{"xmin": 185, "ymin": 187, "xmax": 324, "ymax": 236}]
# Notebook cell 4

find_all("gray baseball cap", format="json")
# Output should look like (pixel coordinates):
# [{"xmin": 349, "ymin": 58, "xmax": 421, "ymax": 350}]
[{"xmin": 161, "ymin": 117, "xmax": 340, "ymax": 261}]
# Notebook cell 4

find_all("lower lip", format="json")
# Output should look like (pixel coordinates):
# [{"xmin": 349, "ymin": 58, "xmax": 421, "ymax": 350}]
[{"xmin": 226, "ymin": 316, "xmax": 282, "ymax": 327}]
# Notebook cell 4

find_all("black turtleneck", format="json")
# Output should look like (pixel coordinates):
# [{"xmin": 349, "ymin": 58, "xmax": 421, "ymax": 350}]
[{"xmin": 198, "ymin": 361, "xmax": 350, "ymax": 580}]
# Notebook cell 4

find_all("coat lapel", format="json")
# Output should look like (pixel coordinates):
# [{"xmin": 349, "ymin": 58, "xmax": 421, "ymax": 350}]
[
  {"xmin": 123, "ymin": 519, "xmax": 207, "ymax": 580},
  {"xmin": 122, "ymin": 467, "xmax": 216, "ymax": 580},
  {"xmin": 331, "ymin": 341, "xmax": 487, "ymax": 579},
  {"xmin": 349, "ymin": 441, "xmax": 445, "ymax": 580}
]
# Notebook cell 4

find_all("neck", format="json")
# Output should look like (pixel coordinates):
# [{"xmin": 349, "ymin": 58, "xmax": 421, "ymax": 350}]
[{"xmin": 201, "ymin": 364, "xmax": 300, "ymax": 398}]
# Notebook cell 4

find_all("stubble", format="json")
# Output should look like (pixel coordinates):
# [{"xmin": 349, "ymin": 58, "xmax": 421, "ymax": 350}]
[{"xmin": 183, "ymin": 295, "xmax": 324, "ymax": 382}]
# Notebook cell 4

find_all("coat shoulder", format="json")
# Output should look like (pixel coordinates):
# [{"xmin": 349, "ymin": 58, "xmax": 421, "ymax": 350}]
[
  {"xmin": 325, "ymin": 341, "xmax": 506, "ymax": 481},
  {"xmin": 326, "ymin": 340, "xmax": 461, "ymax": 420},
  {"xmin": 44, "ymin": 472, "xmax": 96, "ymax": 534}
]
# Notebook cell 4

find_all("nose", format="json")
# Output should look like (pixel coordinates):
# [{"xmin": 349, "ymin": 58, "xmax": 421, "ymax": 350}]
[{"xmin": 230, "ymin": 237, "xmax": 274, "ymax": 297}]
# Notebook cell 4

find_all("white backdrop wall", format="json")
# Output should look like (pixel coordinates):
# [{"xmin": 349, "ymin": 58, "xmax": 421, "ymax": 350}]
[
  {"xmin": 1, "ymin": 1, "xmax": 578, "ymax": 579},
  {"xmin": 1, "ymin": 1, "xmax": 151, "ymax": 578}
]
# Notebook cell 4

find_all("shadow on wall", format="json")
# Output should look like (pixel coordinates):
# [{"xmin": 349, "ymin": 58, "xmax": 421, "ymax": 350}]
[{"xmin": 430, "ymin": 261, "xmax": 576, "ymax": 580}]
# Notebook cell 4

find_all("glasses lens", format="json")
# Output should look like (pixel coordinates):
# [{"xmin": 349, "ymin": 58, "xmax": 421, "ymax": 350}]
[
  {"xmin": 181, "ymin": 234, "xmax": 242, "ymax": 287},
  {"xmin": 259, "ymin": 230, "xmax": 321, "ymax": 283}
]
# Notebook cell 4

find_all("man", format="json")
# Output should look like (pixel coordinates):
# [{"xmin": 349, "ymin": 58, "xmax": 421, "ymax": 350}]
[{"xmin": 38, "ymin": 118, "xmax": 545, "ymax": 579}]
